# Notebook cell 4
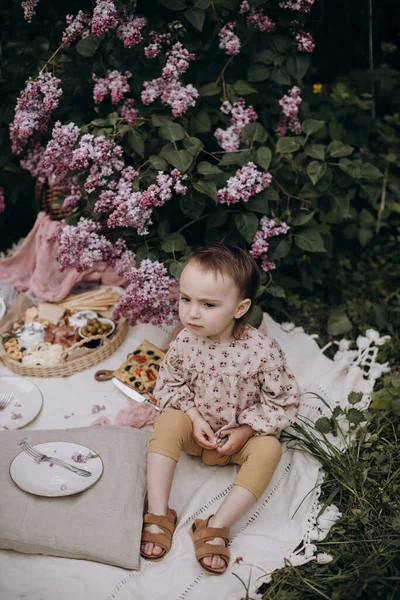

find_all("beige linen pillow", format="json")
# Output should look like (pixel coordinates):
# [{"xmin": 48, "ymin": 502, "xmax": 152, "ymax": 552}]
[{"xmin": 0, "ymin": 425, "xmax": 150, "ymax": 569}]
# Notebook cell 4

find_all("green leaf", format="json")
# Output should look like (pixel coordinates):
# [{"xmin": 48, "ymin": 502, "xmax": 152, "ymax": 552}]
[
  {"xmin": 358, "ymin": 227, "xmax": 373, "ymax": 247},
  {"xmin": 255, "ymin": 49, "xmax": 283, "ymax": 65},
  {"xmin": 346, "ymin": 408, "xmax": 366, "ymax": 425},
  {"xmin": 291, "ymin": 211, "xmax": 315, "ymax": 226},
  {"xmin": 315, "ymin": 417, "xmax": 332, "ymax": 434},
  {"xmin": 327, "ymin": 140, "xmax": 354, "ymax": 158},
  {"xmin": 271, "ymin": 35, "xmax": 292, "ymax": 53},
  {"xmin": 160, "ymin": 145, "xmax": 193, "ymax": 172},
  {"xmin": 193, "ymin": 179, "xmax": 218, "ymax": 201},
  {"xmin": 370, "ymin": 388, "xmax": 392, "ymax": 411},
  {"xmin": 127, "ymin": 129, "xmax": 145, "ymax": 158},
  {"xmin": 270, "ymin": 239, "xmax": 291, "ymax": 259},
  {"xmin": 159, "ymin": 122, "xmax": 186, "ymax": 142},
  {"xmin": 191, "ymin": 110, "xmax": 211, "ymax": 133},
  {"xmin": 184, "ymin": 8, "xmax": 205, "ymax": 30},
  {"xmin": 199, "ymin": 82, "xmax": 221, "ymax": 96},
  {"xmin": 286, "ymin": 55, "xmax": 310, "ymax": 82},
  {"xmin": 245, "ymin": 194, "xmax": 269, "ymax": 214},
  {"xmin": 348, "ymin": 392, "xmax": 363, "ymax": 405},
  {"xmin": 197, "ymin": 161, "xmax": 222, "ymax": 175},
  {"xmin": 294, "ymin": 228, "xmax": 326, "ymax": 252},
  {"xmin": 248, "ymin": 65, "xmax": 270, "ymax": 82},
  {"xmin": 180, "ymin": 191, "xmax": 207, "ymax": 219},
  {"xmin": 151, "ymin": 114, "xmax": 174, "ymax": 127},
  {"xmin": 327, "ymin": 310, "xmax": 353, "ymax": 335},
  {"xmin": 233, "ymin": 80, "xmax": 258, "ymax": 95},
  {"xmin": 338, "ymin": 158, "xmax": 361, "ymax": 178},
  {"xmin": 360, "ymin": 163, "xmax": 383, "ymax": 180},
  {"xmin": 271, "ymin": 66, "xmax": 291, "ymax": 85},
  {"xmin": 305, "ymin": 144, "xmax": 325, "ymax": 161},
  {"xmin": 241, "ymin": 122, "xmax": 268, "ymax": 144},
  {"xmin": 307, "ymin": 160, "xmax": 328, "ymax": 185},
  {"xmin": 194, "ymin": 0, "xmax": 210, "ymax": 7},
  {"xmin": 246, "ymin": 304, "xmax": 263, "ymax": 328},
  {"xmin": 302, "ymin": 119, "xmax": 325, "ymax": 137},
  {"xmin": 76, "ymin": 36, "xmax": 100, "ymax": 57},
  {"xmin": 169, "ymin": 261, "xmax": 185, "ymax": 278},
  {"xmin": 160, "ymin": 0, "xmax": 187, "ymax": 9},
  {"xmin": 254, "ymin": 146, "xmax": 272, "ymax": 171},
  {"xmin": 149, "ymin": 155, "xmax": 168, "ymax": 170},
  {"xmin": 276, "ymin": 137, "xmax": 301, "ymax": 154},
  {"xmin": 162, "ymin": 233, "xmax": 187, "ymax": 253},
  {"xmin": 157, "ymin": 220, "xmax": 170, "ymax": 239},
  {"xmin": 183, "ymin": 136, "xmax": 204, "ymax": 156},
  {"xmin": 235, "ymin": 212, "xmax": 259, "ymax": 243},
  {"xmin": 266, "ymin": 283, "xmax": 286, "ymax": 298},
  {"xmin": 219, "ymin": 152, "xmax": 243, "ymax": 166}
]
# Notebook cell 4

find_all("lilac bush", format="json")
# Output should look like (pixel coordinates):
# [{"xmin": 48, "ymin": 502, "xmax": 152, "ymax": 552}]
[{"xmin": 8, "ymin": 0, "xmax": 385, "ymax": 326}]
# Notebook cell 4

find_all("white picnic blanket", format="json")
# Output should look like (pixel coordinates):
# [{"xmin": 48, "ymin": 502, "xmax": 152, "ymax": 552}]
[{"xmin": 0, "ymin": 314, "xmax": 381, "ymax": 600}]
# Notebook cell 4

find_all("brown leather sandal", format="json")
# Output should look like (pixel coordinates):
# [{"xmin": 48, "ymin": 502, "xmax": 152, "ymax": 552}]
[
  {"xmin": 191, "ymin": 515, "xmax": 230, "ymax": 575},
  {"xmin": 140, "ymin": 508, "xmax": 177, "ymax": 561}
]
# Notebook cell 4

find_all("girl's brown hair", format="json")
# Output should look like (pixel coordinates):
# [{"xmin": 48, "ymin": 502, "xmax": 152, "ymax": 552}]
[{"xmin": 187, "ymin": 243, "xmax": 260, "ymax": 340}]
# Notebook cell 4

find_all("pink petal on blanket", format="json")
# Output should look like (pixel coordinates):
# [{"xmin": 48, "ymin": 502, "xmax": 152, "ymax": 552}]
[
  {"xmin": 91, "ymin": 415, "xmax": 112, "ymax": 426},
  {"xmin": 114, "ymin": 401, "xmax": 157, "ymax": 428}
]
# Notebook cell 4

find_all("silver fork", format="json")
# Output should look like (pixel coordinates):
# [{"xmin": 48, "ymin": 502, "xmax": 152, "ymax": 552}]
[
  {"xmin": 0, "ymin": 391, "xmax": 13, "ymax": 410},
  {"xmin": 18, "ymin": 441, "xmax": 92, "ymax": 478}
]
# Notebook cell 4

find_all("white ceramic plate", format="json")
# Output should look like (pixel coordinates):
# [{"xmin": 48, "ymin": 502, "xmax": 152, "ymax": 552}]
[
  {"xmin": 10, "ymin": 442, "xmax": 104, "ymax": 497},
  {"xmin": 0, "ymin": 376, "xmax": 43, "ymax": 431}
]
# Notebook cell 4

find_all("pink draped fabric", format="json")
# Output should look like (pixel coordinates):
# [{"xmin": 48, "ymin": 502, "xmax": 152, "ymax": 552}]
[{"xmin": 0, "ymin": 212, "xmax": 126, "ymax": 302}]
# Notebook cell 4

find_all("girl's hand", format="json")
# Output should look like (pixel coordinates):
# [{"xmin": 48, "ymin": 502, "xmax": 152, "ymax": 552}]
[
  {"xmin": 192, "ymin": 417, "xmax": 218, "ymax": 449},
  {"xmin": 216, "ymin": 425, "xmax": 254, "ymax": 456}
]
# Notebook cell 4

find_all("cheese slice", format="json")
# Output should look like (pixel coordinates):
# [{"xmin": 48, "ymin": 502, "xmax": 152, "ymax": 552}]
[{"xmin": 38, "ymin": 303, "xmax": 65, "ymax": 325}]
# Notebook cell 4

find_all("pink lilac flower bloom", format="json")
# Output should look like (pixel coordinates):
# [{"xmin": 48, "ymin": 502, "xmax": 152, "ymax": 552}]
[
  {"xmin": 214, "ymin": 98, "xmax": 258, "ymax": 152},
  {"xmin": 113, "ymin": 259, "xmax": 179, "ymax": 326},
  {"xmin": 141, "ymin": 42, "xmax": 198, "ymax": 117},
  {"xmin": 62, "ymin": 185, "xmax": 82, "ymax": 210},
  {"xmin": 279, "ymin": 0, "xmax": 314, "ymax": 13},
  {"xmin": 10, "ymin": 72, "xmax": 62, "ymax": 154},
  {"xmin": 117, "ymin": 9, "xmax": 147, "ymax": 48},
  {"xmin": 41, "ymin": 121, "xmax": 80, "ymax": 188},
  {"xmin": 0, "ymin": 187, "xmax": 5, "ymax": 214},
  {"xmin": 21, "ymin": 0, "xmax": 40, "ymax": 22},
  {"xmin": 69, "ymin": 134, "xmax": 124, "ymax": 193},
  {"xmin": 91, "ymin": 0, "xmax": 118, "ymax": 36},
  {"xmin": 115, "ymin": 248, "xmax": 136, "ymax": 277},
  {"xmin": 240, "ymin": 1, "xmax": 275, "ymax": 32},
  {"xmin": 19, "ymin": 139, "xmax": 45, "ymax": 179},
  {"xmin": 295, "ymin": 30, "xmax": 315, "ymax": 52},
  {"xmin": 117, "ymin": 98, "xmax": 139, "ymax": 125},
  {"xmin": 218, "ymin": 22, "xmax": 241, "ymax": 56},
  {"xmin": 62, "ymin": 11, "xmax": 91, "ymax": 47},
  {"xmin": 250, "ymin": 217, "xmax": 290, "ymax": 272},
  {"xmin": 107, "ymin": 169, "xmax": 187, "ymax": 235},
  {"xmin": 93, "ymin": 70, "xmax": 132, "ymax": 105},
  {"xmin": 217, "ymin": 162, "xmax": 272, "ymax": 205},
  {"xmin": 276, "ymin": 86, "xmax": 302, "ymax": 137},
  {"xmin": 94, "ymin": 165, "xmax": 139, "ymax": 214},
  {"xmin": 57, "ymin": 217, "xmax": 127, "ymax": 271},
  {"xmin": 144, "ymin": 31, "xmax": 171, "ymax": 59}
]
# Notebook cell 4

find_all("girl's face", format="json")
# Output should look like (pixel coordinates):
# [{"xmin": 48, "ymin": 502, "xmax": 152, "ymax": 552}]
[{"xmin": 178, "ymin": 262, "xmax": 251, "ymax": 343}]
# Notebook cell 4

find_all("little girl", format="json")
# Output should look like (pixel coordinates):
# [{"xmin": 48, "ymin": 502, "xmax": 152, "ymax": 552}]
[{"xmin": 141, "ymin": 243, "xmax": 300, "ymax": 575}]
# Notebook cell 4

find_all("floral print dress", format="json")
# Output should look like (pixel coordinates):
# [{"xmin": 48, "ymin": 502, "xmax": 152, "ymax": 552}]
[{"xmin": 153, "ymin": 326, "xmax": 300, "ymax": 437}]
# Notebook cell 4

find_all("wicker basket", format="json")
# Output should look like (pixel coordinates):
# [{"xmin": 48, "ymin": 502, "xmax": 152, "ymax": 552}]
[
  {"xmin": 0, "ymin": 318, "xmax": 129, "ymax": 378},
  {"xmin": 35, "ymin": 178, "xmax": 72, "ymax": 221}
]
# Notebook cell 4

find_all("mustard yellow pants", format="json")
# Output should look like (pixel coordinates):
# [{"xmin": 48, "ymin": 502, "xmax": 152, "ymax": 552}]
[{"xmin": 148, "ymin": 409, "xmax": 282, "ymax": 500}]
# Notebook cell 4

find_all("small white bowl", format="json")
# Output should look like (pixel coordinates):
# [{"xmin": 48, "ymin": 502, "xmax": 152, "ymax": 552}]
[
  {"xmin": 78, "ymin": 318, "xmax": 115, "ymax": 340},
  {"xmin": 69, "ymin": 310, "xmax": 98, "ymax": 328}
]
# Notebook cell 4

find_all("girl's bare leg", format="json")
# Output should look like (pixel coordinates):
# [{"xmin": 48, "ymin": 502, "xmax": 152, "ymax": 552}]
[
  {"xmin": 141, "ymin": 452, "xmax": 177, "ymax": 557},
  {"xmin": 201, "ymin": 484, "xmax": 256, "ymax": 570}
]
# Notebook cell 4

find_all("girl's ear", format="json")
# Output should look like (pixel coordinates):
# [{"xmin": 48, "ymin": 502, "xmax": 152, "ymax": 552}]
[{"xmin": 235, "ymin": 298, "xmax": 252, "ymax": 319}]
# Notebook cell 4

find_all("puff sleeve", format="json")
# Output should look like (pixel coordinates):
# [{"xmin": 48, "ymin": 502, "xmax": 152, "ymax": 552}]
[
  {"xmin": 153, "ymin": 339, "xmax": 195, "ymax": 413},
  {"xmin": 237, "ymin": 343, "xmax": 300, "ymax": 437}
]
